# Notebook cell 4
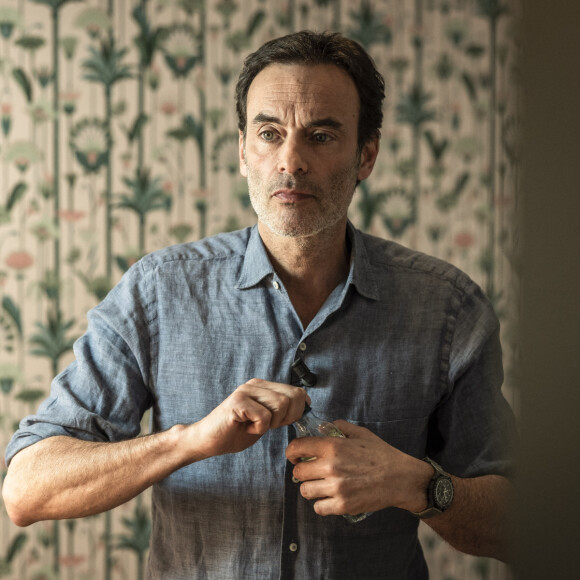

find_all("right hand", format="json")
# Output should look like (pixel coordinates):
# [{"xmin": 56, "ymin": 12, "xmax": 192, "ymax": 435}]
[{"xmin": 193, "ymin": 378, "xmax": 309, "ymax": 458}]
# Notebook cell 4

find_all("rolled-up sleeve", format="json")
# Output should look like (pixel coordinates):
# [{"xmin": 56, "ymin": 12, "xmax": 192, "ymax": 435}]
[{"xmin": 5, "ymin": 260, "xmax": 156, "ymax": 465}]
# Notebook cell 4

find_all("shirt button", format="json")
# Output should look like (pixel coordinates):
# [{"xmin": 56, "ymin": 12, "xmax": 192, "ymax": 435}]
[
  {"xmin": 272, "ymin": 280, "xmax": 280, "ymax": 290},
  {"xmin": 289, "ymin": 542, "xmax": 298, "ymax": 552},
  {"xmin": 299, "ymin": 342, "xmax": 307, "ymax": 352}
]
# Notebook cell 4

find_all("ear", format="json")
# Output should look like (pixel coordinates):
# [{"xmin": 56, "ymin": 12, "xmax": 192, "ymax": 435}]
[
  {"xmin": 356, "ymin": 136, "xmax": 380, "ymax": 182},
  {"xmin": 239, "ymin": 130, "xmax": 248, "ymax": 177}
]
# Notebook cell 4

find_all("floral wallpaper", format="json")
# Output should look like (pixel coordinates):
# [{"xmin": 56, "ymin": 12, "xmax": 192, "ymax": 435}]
[{"xmin": 0, "ymin": 0, "xmax": 520, "ymax": 578}]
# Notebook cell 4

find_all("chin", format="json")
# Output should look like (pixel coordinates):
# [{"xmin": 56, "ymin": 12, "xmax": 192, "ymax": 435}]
[
  {"xmin": 263, "ymin": 216, "xmax": 337, "ymax": 240},
  {"xmin": 253, "ymin": 200, "xmax": 346, "ymax": 240}
]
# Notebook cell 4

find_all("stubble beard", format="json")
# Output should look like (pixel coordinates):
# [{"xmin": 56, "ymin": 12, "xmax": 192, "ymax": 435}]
[{"xmin": 245, "ymin": 159, "xmax": 360, "ymax": 240}]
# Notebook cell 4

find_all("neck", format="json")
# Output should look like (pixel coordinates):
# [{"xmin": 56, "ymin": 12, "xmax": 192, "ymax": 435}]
[{"xmin": 258, "ymin": 220, "xmax": 351, "ymax": 327}]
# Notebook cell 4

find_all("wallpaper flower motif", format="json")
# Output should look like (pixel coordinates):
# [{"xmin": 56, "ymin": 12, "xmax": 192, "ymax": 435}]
[{"xmin": 0, "ymin": 0, "xmax": 520, "ymax": 578}]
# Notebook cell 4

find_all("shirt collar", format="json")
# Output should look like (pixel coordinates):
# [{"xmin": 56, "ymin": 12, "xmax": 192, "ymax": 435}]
[
  {"xmin": 235, "ymin": 222, "xmax": 380, "ymax": 301},
  {"xmin": 346, "ymin": 220, "xmax": 380, "ymax": 301},
  {"xmin": 235, "ymin": 225, "xmax": 276, "ymax": 289}
]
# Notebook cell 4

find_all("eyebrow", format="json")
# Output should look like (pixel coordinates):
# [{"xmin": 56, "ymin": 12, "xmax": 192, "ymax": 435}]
[{"xmin": 251, "ymin": 113, "xmax": 343, "ymax": 130}]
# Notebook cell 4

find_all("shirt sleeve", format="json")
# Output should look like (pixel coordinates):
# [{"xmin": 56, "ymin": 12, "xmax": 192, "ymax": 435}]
[
  {"xmin": 427, "ymin": 279, "xmax": 517, "ymax": 479},
  {"xmin": 5, "ymin": 260, "xmax": 156, "ymax": 466}
]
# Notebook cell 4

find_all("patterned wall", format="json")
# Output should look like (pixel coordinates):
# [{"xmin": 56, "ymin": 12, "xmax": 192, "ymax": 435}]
[{"xmin": 0, "ymin": 0, "xmax": 520, "ymax": 578}]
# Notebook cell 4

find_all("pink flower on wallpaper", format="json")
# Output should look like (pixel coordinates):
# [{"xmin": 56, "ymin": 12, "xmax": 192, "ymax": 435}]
[
  {"xmin": 75, "ymin": 6, "xmax": 110, "ymax": 39},
  {"xmin": 163, "ymin": 24, "xmax": 200, "ymax": 77},
  {"xmin": 1, "ymin": 102, "xmax": 11, "ymax": 136},
  {"xmin": 59, "ymin": 210, "xmax": 86, "ymax": 222},
  {"xmin": 59, "ymin": 554, "xmax": 87, "ymax": 568},
  {"xmin": 70, "ymin": 118, "xmax": 109, "ymax": 174},
  {"xmin": 15, "ymin": 157, "xmax": 29, "ymax": 172},
  {"xmin": 4, "ymin": 141, "xmax": 43, "ymax": 172},
  {"xmin": 5, "ymin": 250, "xmax": 34, "ymax": 270},
  {"xmin": 191, "ymin": 188, "xmax": 209, "ymax": 199},
  {"xmin": 453, "ymin": 232, "xmax": 476, "ymax": 248},
  {"xmin": 61, "ymin": 91, "xmax": 80, "ymax": 115},
  {"xmin": 30, "ymin": 219, "xmax": 58, "ymax": 242},
  {"xmin": 161, "ymin": 101, "xmax": 177, "ymax": 115}
]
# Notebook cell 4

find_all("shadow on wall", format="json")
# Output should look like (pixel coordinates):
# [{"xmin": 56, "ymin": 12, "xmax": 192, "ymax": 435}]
[{"xmin": 515, "ymin": 0, "xmax": 580, "ymax": 578}]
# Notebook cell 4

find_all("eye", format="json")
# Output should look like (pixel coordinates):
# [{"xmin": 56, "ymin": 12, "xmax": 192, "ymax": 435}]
[
  {"xmin": 313, "ymin": 132, "xmax": 332, "ymax": 143},
  {"xmin": 260, "ymin": 130, "xmax": 276, "ymax": 142}
]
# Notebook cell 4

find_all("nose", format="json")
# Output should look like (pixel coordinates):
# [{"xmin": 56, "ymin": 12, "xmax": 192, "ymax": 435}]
[{"xmin": 277, "ymin": 135, "xmax": 309, "ymax": 175}]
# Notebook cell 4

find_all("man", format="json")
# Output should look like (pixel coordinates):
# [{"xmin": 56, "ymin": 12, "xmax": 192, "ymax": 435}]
[{"xmin": 3, "ymin": 31, "xmax": 515, "ymax": 578}]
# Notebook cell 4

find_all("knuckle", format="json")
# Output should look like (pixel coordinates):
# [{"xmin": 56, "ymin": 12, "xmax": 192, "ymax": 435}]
[
  {"xmin": 336, "ymin": 499, "xmax": 350, "ymax": 514},
  {"xmin": 244, "ymin": 378, "xmax": 262, "ymax": 388},
  {"xmin": 325, "ymin": 462, "xmax": 340, "ymax": 477},
  {"xmin": 324, "ymin": 438, "xmax": 341, "ymax": 455},
  {"xmin": 295, "ymin": 386, "xmax": 307, "ymax": 398},
  {"xmin": 334, "ymin": 478, "xmax": 349, "ymax": 495},
  {"xmin": 230, "ymin": 388, "xmax": 246, "ymax": 399},
  {"xmin": 328, "ymin": 478, "xmax": 342, "ymax": 495}
]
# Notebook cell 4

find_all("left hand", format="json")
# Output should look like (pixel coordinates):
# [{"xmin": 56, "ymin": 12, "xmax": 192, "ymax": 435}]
[{"xmin": 285, "ymin": 420, "xmax": 431, "ymax": 517}]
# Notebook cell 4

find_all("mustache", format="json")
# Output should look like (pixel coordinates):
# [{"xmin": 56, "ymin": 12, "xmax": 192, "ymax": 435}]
[{"xmin": 270, "ymin": 175, "xmax": 319, "ymax": 193}]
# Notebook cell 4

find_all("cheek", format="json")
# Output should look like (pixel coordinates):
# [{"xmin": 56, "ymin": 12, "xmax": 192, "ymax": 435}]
[
  {"xmin": 245, "ymin": 147, "xmax": 273, "ymax": 175},
  {"xmin": 329, "ymin": 160, "xmax": 359, "ymax": 189},
  {"xmin": 246, "ymin": 165, "xmax": 268, "ymax": 195}
]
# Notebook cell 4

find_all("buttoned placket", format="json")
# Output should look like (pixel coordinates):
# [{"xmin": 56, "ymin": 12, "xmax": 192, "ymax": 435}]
[
  {"xmin": 271, "ymin": 262, "xmax": 354, "ymax": 579},
  {"xmin": 280, "ymin": 415, "xmax": 301, "ymax": 580}
]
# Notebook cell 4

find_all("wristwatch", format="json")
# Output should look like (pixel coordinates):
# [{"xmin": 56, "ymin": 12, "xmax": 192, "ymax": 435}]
[{"xmin": 413, "ymin": 457, "xmax": 454, "ymax": 519}]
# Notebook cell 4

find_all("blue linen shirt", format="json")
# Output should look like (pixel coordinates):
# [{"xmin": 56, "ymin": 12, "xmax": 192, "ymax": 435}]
[{"xmin": 6, "ymin": 223, "xmax": 515, "ymax": 579}]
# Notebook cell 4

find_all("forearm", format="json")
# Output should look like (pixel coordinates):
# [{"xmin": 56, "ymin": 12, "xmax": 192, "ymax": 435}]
[
  {"xmin": 3, "ymin": 378, "xmax": 308, "ymax": 527},
  {"xmin": 426, "ymin": 474, "xmax": 512, "ymax": 562},
  {"xmin": 2, "ymin": 424, "xmax": 198, "ymax": 526}
]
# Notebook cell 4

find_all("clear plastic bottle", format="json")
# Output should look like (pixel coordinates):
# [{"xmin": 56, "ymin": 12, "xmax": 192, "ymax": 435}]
[
  {"xmin": 292, "ymin": 402, "xmax": 371, "ymax": 524},
  {"xmin": 293, "ymin": 402, "xmax": 346, "ymax": 440}
]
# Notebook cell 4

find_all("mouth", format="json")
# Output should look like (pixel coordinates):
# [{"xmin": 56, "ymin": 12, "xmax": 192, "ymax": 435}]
[{"xmin": 272, "ymin": 188, "xmax": 315, "ymax": 203}]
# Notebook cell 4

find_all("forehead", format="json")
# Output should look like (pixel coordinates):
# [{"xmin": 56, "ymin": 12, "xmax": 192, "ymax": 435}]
[{"xmin": 246, "ymin": 63, "xmax": 360, "ymax": 123}]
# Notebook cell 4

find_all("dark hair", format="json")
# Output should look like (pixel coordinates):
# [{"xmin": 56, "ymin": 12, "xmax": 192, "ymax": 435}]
[{"xmin": 235, "ymin": 30, "xmax": 385, "ymax": 150}]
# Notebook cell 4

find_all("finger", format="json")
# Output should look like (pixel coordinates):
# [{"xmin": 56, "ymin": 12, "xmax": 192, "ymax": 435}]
[
  {"xmin": 298, "ymin": 471, "xmax": 364, "ymax": 517},
  {"xmin": 226, "ymin": 388, "xmax": 279, "ymax": 434},
  {"xmin": 286, "ymin": 437, "xmax": 316, "ymax": 464},
  {"xmin": 242, "ymin": 379, "xmax": 309, "ymax": 429},
  {"xmin": 286, "ymin": 436, "xmax": 340, "ymax": 465},
  {"xmin": 232, "ymin": 398, "xmax": 273, "ymax": 435},
  {"xmin": 291, "ymin": 454, "xmax": 324, "ymax": 481},
  {"xmin": 299, "ymin": 479, "xmax": 329, "ymax": 502},
  {"xmin": 312, "ymin": 497, "xmax": 349, "ymax": 517},
  {"xmin": 233, "ymin": 381, "xmax": 288, "ymax": 430},
  {"xmin": 285, "ymin": 385, "xmax": 311, "ymax": 424}
]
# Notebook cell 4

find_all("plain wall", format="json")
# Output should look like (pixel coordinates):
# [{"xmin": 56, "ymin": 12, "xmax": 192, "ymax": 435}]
[{"xmin": 516, "ymin": 0, "xmax": 580, "ymax": 576}]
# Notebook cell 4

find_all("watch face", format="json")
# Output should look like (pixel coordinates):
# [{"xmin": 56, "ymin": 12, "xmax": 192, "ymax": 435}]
[{"xmin": 434, "ymin": 478, "xmax": 454, "ymax": 509}]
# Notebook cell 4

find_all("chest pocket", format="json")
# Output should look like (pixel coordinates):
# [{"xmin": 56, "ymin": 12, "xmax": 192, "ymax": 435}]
[{"xmin": 349, "ymin": 416, "xmax": 430, "ymax": 458}]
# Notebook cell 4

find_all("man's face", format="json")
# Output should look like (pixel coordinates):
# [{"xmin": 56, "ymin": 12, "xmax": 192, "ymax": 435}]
[{"xmin": 239, "ymin": 64, "xmax": 377, "ymax": 239}]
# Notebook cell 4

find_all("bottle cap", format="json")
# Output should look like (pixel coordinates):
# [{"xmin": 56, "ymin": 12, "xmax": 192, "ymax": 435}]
[{"xmin": 291, "ymin": 358, "xmax": 317, "ymax": 387}]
